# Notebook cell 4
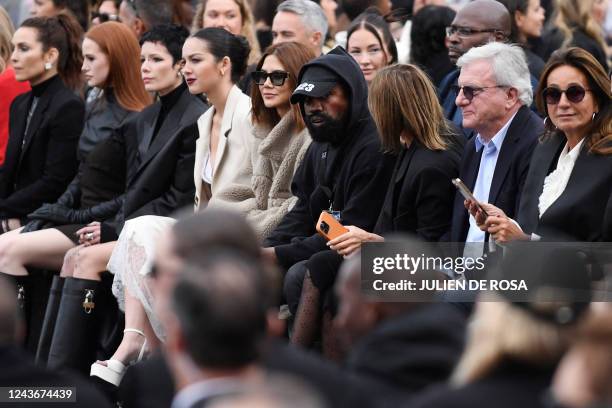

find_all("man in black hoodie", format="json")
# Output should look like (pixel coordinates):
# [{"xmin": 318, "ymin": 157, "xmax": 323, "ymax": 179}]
[{"xmin": 262, "ymin": 47, "xmax": 395, "ymax": 339}]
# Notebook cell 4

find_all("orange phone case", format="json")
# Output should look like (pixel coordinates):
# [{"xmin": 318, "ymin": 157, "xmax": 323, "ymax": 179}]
[{"xmin": 316, "ymin": 212, "xmax": 349, "ymax": 241}]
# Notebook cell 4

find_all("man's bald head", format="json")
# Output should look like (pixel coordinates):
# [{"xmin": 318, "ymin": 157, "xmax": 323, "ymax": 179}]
[{"xmin": 447, "ymin": 0, "xmax": 511, "ymax": 65}]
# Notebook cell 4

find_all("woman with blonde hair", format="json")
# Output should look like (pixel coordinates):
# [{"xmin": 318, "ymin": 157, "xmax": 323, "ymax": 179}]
[
  {"xmin": 0, "ymin": 5, "xmax": 30, "ymax": 165},
  {"xmin": 538, "ymin": 0, "xmax": 609, "ymax": 71},
  {"xmin": 288, "ymin": 64, "xmax": 461, "ymax": 356},
  {"xmin": 191, "ymin": 0, "xmax": 261, "ymax": 64}
]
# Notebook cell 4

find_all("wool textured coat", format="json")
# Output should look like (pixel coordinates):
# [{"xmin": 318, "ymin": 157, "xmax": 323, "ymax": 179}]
[{"xmin": 211, "ymin": 112, "xmax": 311, "ymax": 241}]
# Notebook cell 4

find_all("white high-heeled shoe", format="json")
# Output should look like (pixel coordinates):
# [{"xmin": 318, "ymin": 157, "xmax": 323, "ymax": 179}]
[{"xmin": 90, "ymin": 328, "xmax": 147, "ymax": 386}]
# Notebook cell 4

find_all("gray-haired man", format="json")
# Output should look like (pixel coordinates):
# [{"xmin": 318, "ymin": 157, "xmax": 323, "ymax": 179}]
[{"xmin": 272, "ymin": 0, "xmax": 328, "ymax": 56}]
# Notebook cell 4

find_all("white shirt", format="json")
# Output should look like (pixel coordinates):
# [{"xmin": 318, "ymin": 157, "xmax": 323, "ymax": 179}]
[
  {"xmin": 464, "ymin": 113, "xmax": 516, "ymax": 258},
  {"xmin": 538, "ymin": 138, "xmax": 584, "ymax": 218},
  {"xmin": 201, "ymin": 150, "xmax": 213, "ymax": 185}
]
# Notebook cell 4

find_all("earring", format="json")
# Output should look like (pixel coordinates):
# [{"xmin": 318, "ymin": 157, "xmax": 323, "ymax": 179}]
[
  {"xmin": 44, "ymin": 62, "xmax": 52, "ymax": 70},
  {"xmin": 220, "ymin": 70, "xmax": 225, "ymax": 77},
  {"xmin": 177, "ymin": 71, "xmax": 182, "ymax": 78},
  {"xmin": 592, "ymin": 112, "xmax": 597, "ymax": 121}
]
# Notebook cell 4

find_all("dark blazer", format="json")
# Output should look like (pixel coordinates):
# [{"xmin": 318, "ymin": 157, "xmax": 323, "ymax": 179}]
[
  {"xmin": 375, "ymin": 141, "xmax": 460, "ymax": 241},
  {"xmin": 517, "ymin": 133, "xmax": 612, "ymax": 241},
  {"xmin": 450, "ymin": 105, "xmax": 542, "ymax": 242},
  {"xmin": 0, "ymin": 75, "xmax": 83, "ymax": 220},
  {"xmin": 116, "ymin": 86, "xmax": 207, "ymax": 232}
]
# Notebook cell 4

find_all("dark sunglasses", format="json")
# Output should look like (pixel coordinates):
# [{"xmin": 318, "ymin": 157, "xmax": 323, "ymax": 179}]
[
  {"xmin": 451, "ymin": 84, "xmax": 506, "ymax": 101},
  {"xmin": 542, "ymin": 85, "xmax": 591, "ymax": 104},
  {"xmin": 251, "ymin": 70, "xmax": 289, "ymax": 86}
]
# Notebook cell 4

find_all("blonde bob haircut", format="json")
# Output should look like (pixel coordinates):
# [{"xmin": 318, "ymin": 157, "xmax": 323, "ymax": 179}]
[
  {"xmin": 191, "ymin": 0, "xmax": 261, "ymax": 65},
  {"xmin": 368, "ymin": 64, "xmax": 448, "ymax": 153},
  {"xmin": 452, "ymin": 296, "xmax": 570, "ymax": 386}
]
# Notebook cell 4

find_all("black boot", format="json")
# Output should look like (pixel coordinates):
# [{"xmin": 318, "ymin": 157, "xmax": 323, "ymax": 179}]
[
  {"xmin": 13, "ymin": 272, "xmax": 53, "ymax": 354},
  {"xmin": 47, "ymin": 277, "xmax": 101, "ymax": 375},
  {"xmin": 35, "ymin": 276, "xmax": 65, "ymax": 365}
]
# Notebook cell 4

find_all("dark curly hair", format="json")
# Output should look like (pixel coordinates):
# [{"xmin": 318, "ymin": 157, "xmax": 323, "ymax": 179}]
[{"xmin": 140, "ymin": 24, "xmax": 190, "ymax": 64}]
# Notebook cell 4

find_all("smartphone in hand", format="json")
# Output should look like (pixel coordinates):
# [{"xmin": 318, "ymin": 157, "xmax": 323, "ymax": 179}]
[
  {"xmin": 452, "ymin": 178, "xmax": 489, "ymax": 217},
  {"xmin": 316, "ymin": 211, "xmax": 349, "ymax": 241}
]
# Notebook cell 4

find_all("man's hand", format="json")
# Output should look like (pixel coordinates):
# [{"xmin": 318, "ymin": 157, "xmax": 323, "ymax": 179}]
[{"xmin": 328, "ymin": 225, "xmax": 383, "ymax": 257}]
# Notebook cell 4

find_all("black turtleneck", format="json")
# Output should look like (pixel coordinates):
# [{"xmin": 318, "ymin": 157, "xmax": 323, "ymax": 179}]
[
  {"xmin": 31, "ymin": 74, "xmax": 61, "ymax": 98},
  {"xmin": 152, "ymin": 81, "xmax": 186, "ymax": 141}
]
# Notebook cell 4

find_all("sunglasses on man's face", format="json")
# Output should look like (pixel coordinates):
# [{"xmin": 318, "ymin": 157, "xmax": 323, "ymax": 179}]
[
  {"xmin": 251, "ymin": 70, "xmax": 289, "ymax": 86},
  {"xmin": 542, "ymin": 85, "xmax": 591, "ymax": 104},
  {"xmin": 451, "ymin": 84, "xmax": 506, "ymax": 101}
]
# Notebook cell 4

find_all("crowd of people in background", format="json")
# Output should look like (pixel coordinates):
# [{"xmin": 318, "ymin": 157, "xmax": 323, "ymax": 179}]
[{"xmin": 0, "ymin": 0, "xmax": 610, "ymax": 407}]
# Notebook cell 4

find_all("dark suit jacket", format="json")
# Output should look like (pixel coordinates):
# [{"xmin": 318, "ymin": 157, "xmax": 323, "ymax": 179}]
[
  {"xmin": 115, "ymin": 86, "xmax": 207, "ymax": 232},
  {"xmin": 0, "ymin": 346, "xmax": 113, "ymax": 408},
  {"xmin": 517, "ymin": 133, "xmax": 612, "ymax": 241},
  {"xmin": 374, "ymin": 141, "xmax": 460, "ymax": 241},
  {"xmin": 450, "ymin": 105, "xmax": 542, "ymax": 243},
  {"xmin": 0, "ymin": 75, "xmax": 83, "ymax": 220}
]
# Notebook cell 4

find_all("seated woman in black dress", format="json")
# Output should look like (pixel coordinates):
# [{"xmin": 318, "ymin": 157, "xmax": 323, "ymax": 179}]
[
  {"xmin": 0, "ymin": 21, "xmax": 150, "ymax": 277},
  {"xmin": 0, "ymin": 13, "xmax": 84, "ymax": 233},
  {"xmin": 469, "ymin": 48, "xmax": 611, "ymax": 243},
  {"xmin": 288, "ymin": 64, "xmax": 461, "ymax": 356}
]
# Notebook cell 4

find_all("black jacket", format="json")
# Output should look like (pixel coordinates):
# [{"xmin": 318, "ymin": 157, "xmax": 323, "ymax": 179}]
[
  {"xmin": 374, "ymin": 140, "xmax": 460, "ymax": 241},
  {"xmin": 346, "ymin": 303, "xmax": 466, "ymax": 398},
  {"xmin": 23, "ymin": 93, "xmax": 137, "ymax": 234},
  {"xmin": 0, "ymin": 75, "xmax": 84, "ymax": 220},
  {"xmin": 116, "ymin": 85, "xmax": 207, "ymax": 233},
  {"xmin": 77, "ymin": 89, "xmax": 133, "ymax": 160},
  {"xmin": 450, "ymin": 106, "xmax": 542, "ymax": 242},
  {"xmin": 516, "ymin": 133, "xmax": 612, "ymax": 241},
  {"xmin": 264, "ymin": 47, "xmax": 395, "ymax": 270}
]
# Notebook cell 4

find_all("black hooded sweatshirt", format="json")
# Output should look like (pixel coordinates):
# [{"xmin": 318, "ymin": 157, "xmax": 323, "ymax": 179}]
[{"xmin": 264, "ymin": 47, "xmax": 395, "ymax": 270}]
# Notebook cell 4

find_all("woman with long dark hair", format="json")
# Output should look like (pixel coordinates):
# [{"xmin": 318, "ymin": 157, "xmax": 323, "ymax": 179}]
[{"xmin": 0, "ymin": 13, "xmax": 84, "ymax": 232}]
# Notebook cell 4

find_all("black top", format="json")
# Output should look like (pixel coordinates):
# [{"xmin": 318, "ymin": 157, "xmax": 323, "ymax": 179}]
[
  {"xmin": 152, "ymin": 82, "xmax": 187, "ymax": 142},
  {"xmin": 30, "ymin": 75, "xmax": 56, "ymax": 98},
  {"xmin": 79, "ymin": 134, "xmax": 127, "ymax": 209}
]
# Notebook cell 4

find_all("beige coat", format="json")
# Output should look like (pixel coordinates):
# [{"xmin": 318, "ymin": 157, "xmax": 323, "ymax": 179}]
[
  {"xmin": 210, "ymin": 112, "xmax": 311, "ymax": 241},
  {"xmin": 193, "ymin": 85, "xmax": 258, "ymax": 210}
]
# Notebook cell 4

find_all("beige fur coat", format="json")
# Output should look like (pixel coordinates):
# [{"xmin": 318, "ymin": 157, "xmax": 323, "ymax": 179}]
[{"xmin": 209, "ymin": 113, "xmax": 311, "ymax": 241}]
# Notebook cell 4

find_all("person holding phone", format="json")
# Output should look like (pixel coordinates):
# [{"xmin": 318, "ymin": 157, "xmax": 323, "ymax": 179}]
[
  {"xmin": 470, "ymin": 47, "xmax": 612, "ymax": 243},
  {"xmin": 286, "ymin": 63, "xmax": 460, "ymax": 357},
  {"xmin": 447, "ymin": 42, "xmax": 543, "ymax": 258}
]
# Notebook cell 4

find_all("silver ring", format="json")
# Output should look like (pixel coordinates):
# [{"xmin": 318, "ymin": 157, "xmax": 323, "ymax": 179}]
[{"xmin": 86, "ymin": 232, "xmax": 94, "ymax": 240}]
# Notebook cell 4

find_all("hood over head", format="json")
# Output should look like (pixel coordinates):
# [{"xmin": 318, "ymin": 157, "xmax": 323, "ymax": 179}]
[{"xmin": 291, "ymin": 46, "xmax": 369, "ymax": 132}]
